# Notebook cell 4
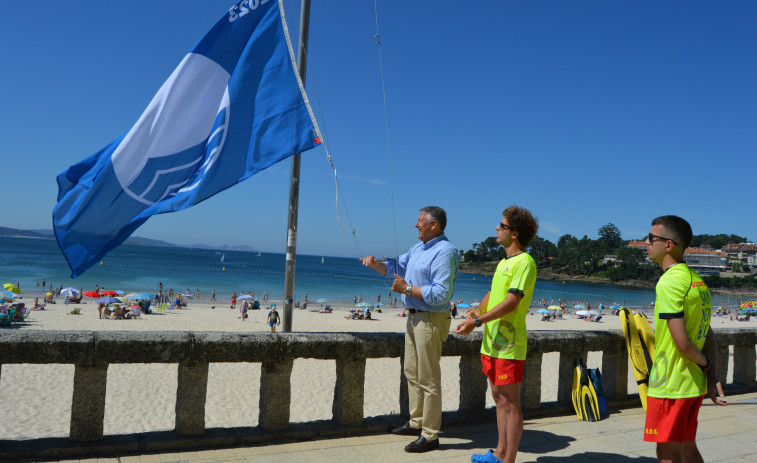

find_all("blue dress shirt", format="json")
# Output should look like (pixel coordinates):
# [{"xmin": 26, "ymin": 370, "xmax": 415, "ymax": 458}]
[{"xmin": 385, "ymin": 234, "xmax": 459, "ymax": 313}]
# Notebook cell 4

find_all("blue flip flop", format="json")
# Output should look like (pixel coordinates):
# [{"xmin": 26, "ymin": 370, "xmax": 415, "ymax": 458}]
[{"xmin": 471, "ymin": 449, "xmax": 503, "ymax": 463}]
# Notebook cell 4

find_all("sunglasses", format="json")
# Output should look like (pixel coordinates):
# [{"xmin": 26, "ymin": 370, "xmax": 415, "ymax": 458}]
[
  {"xmin": 648, "ymin": 232, "xmax": 678, "ymax": 246},
  {"xmin": 497, "ymin": 222, "xmax": 512, "ymax": 231}
]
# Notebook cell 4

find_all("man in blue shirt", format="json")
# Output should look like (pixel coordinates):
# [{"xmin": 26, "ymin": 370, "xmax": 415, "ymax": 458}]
[{"xmin": 361, "ymin": 206, "xmax": 459, "ymax": 453}]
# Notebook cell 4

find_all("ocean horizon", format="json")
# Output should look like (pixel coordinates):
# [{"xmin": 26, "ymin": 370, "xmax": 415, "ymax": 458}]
[{"xmin": 0, "ymin": 235, "xmax": 739, "ymax": 309}]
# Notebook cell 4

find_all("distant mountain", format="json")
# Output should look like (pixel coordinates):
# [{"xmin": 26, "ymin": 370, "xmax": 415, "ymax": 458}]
[
  {"xmin": 1, "ymin": 227, "xmax": 256, "ymax": 252},
  {"xmin": 0, "ymin": 227, "xmax": 50, "ymax": 239},
  {"xmin": 187, "ymin": 244, "xmax": 258, "ymax": 253}
]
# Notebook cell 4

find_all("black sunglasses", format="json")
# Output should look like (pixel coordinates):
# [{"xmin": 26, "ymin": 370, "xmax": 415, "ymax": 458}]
[
  {"xmin": 497, "ymin": 222, "xmax": 512, "ymax": 231},
  {"xmin": 648, "ymin": 232, "xmax": 678, "ymax": 246}
]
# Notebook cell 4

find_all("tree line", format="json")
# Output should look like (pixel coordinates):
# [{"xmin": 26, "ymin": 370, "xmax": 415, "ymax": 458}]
[{"xmin": 463, "ymin": 223, "xmax": 754, "ymax": 288}]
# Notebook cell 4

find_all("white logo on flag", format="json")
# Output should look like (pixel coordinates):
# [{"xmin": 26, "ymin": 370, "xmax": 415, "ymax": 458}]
[{"xmin": 111, "ymin": 53, "xmax": 230, "ymax": 205}]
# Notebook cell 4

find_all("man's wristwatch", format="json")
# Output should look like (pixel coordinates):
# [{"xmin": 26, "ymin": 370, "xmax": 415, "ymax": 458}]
[
  {"xmin": 405, "ymin": 285, "xmax": 412, "ymax": 296},
  {"xmin": 474, "ymin": 317, "xmax": 482, "ymax": 327}
]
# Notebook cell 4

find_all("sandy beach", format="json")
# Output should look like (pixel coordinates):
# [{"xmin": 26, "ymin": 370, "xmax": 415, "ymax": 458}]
[{"xmin": 0, "ymin": 291, "xmax": 748, "ymax": 440}]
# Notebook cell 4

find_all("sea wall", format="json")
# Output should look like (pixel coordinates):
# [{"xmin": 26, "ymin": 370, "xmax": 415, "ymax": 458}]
[{"xmin": 0, "ymin": 329, "xmax": 755, "ymax": 460}]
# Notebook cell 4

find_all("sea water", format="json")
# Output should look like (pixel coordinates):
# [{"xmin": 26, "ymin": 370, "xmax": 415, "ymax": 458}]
[{"xmin": 0, "ymin": 235, "xmax": 721, "ymax": 308}]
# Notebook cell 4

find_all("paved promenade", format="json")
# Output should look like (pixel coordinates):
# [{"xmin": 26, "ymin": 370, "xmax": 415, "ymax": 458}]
[{"xmin": 51, "ymin": 391, "xmax": 757, "ymax": 463}]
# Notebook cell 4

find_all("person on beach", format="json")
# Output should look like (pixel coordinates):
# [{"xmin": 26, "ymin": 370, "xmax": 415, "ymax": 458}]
[
  {"xmin": 241, "ymin": 301, "xmax": 248, "ymax": 322},
  {"xmin": 211, "ymin": 290, "xmax": 216, "ymax": 301},
  {"xmin": 361, "ymin": 206, "xmax": 459, "ymax": 454},
  {"xmin": 454, "ymin": 205, "xmax": 539, "ymax": 463},
  {"xmin": 267, "ymin": 305, "xmax": 280, "ymax": 332},
  {"xmin": 231, "ymin": 292, "xmax": 237, "ymax": 310},
  {"xmin": 643, "ymin": 215, "xmax": 726, "ymax": 463}
]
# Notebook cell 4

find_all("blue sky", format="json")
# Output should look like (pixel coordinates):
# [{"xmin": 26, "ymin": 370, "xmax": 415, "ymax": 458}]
[{"xmin": 1, "ymin": 1, "xmax": 754, "ymax": 259}]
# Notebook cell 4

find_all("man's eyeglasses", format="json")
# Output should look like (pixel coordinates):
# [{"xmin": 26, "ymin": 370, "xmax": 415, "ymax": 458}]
[
  {"xmin": 497, "ymin": 222, "xmax": 512, "ymax": 231},
  {"xmin": 648, "ymin": 232, "xmax": 678, "ymax": 246}
]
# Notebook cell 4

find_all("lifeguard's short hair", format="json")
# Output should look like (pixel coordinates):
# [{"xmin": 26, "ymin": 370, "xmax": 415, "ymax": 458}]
[{"xmin": 651, "ymin": 215, "xmax": 693, "ymax": 249}]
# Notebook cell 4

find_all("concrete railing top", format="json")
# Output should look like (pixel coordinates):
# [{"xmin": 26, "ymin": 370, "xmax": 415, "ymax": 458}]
[{"xmin": 1, "ymin": 328, "xmax": 754, "ymax": 365}]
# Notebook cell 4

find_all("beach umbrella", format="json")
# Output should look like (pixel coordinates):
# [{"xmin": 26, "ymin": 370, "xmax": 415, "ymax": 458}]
[
  {"xmin": 586, "ymin": 310, "xmax": 601, "ymax": 316},
  {"xmin": 316, "ymin": 298, "xmax": 328, "ymax": 306},
  {"xmin": 536, "ymin": 308, "xmax": 550, "ymax": 314},
  {"xmin": 83, "ymin": 290, "xmax": 100, "ymax": 298},
  {"xmin": 573, "ymin": 304, "xmax": 587, "ymax": 310},
  {"xmin": 375, "ymin": 302, "xmax": 384, "ymax": 307},
  {"xmin": 471, "ymin": 302, "xmax": 480, "ymax": 307},
  {"xmin": 575, "ymin": 310, "xmax": 590, "ymax": 316},
  {"xmin": 100, "ymin": 290, "xmax": 118, "ymax": 296},
  {"xmin": 114, "ymin": 290, "xmax": 125, "ymax": 295},
  {"xmin": 356, "ymin": 302, "xmax": 372, "ymax": 307},
  {"xmin": 60, "ymin": 288, "xmax": 80, "ymax": 298},
  {"xmin": 740, "ymin": 302, "xmax": 755, "ymax": 309},
  {"xmin": 3, "ymin": 283, "xmax": 21, "ymax": 294},
  {"xmin": 237, "ymin": 294, "xmax": 253, "ymax": 300},
  {"xmin": 181, "ymin": 292, "xmax": 194, "ymax": 298},
  {"xmin": 610, "ymin": 304, "xmax": 621, "ymax": 309},
  {"xmin": 134, "ymin": 293, "xmax": 154, "ymax": 300},
  {"xmin": 458, "ymin": 303, "xmax": 472, "ymax": 309},
  {"xmin": 547, "ymin": 305, "xmax": 562, "ymax": 311},
  {"xmin": 95, "ymin": 296, "xmax": 120, "ymax": 304}
]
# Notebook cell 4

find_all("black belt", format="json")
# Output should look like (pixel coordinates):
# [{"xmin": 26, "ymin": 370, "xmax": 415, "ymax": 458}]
[{"xmin": 407, "ymin": 308, "xmax": 422, "ymax": 313}]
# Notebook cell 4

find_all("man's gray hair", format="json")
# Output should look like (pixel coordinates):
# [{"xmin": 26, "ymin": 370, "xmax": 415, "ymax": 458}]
[{"xmin": 420, "ymin": 206, "xmax": 447, "ymax": 231}]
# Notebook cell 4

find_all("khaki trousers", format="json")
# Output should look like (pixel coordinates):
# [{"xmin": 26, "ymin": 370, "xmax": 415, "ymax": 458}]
[{"xmin": 404, "ymin": 310, "xmax": 451, "ymax": 441}]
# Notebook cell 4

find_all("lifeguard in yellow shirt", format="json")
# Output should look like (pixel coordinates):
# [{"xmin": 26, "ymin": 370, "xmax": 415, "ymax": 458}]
[
  {"xmin": 455, "ymin": 205, "xmax": 538, "ymax": 463},
  {"xmin": 644, "ymin": 215, "xmax": 727, "ymax": 463}
]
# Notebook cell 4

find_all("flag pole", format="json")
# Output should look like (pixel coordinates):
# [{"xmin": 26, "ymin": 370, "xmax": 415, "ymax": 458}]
[{"xmin": 282, "ymin": 0, "xmax": 312, "ymax": 333}]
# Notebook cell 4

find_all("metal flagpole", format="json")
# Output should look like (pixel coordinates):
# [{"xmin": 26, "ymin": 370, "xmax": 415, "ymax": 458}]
[{"xmin": 282, "ymin": 0, "xmax": 311, "ymax": 333}]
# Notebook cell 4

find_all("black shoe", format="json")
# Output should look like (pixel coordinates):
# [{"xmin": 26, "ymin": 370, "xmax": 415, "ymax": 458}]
[
  {"xmin": 404, "ymin": 435, "xmax": 439, "ymax": 453},
  {"xmin": 390, "ymin": 421, "xmax": 421, "ymax": 436}
]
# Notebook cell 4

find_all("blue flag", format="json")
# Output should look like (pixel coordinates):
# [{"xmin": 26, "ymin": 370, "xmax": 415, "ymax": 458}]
[{"xmin": 53, "ymin": 0, "xmax": 320, "ymax": 277}]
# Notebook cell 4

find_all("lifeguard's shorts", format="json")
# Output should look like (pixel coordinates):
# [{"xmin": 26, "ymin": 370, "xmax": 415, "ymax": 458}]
[
  {"xmin": 643, "ymin": 395, "xmax": 704, "ymax": 443},
  {"xmin": 481, "ymin": 354, "xmax": 524, "ymax": 385}
]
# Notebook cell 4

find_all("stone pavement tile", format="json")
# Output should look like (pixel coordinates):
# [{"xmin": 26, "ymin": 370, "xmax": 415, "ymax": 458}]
[
  {"xmin": 192, "ymin": 449, "xmax": 221, "ymax": 461},
  {"xmin": 135, "ymin": 454, "xmax": 162, "ymax": 463},
  {"xmin": 117, "ymin": 456, "xmax": 142, "ymax": 463},
  {"xmin": 157, "ymin": 453, "xmax": 183, "ymax": 462},
  {"xmin": 698, "ymin": 435, "xmax": 753, "ymax": 461},
  {"xmin": 176, "ymin": 451, "xmax": 202, "ymax": 461}
]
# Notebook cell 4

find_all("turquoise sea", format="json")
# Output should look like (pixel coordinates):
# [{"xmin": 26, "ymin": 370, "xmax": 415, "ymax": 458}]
[{"xmin": 0, "ymin": 235, "xmax": 737, "ymax": 308}]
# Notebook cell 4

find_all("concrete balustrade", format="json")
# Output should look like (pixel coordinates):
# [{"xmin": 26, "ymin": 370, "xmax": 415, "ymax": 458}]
[{"xmin": 0, "ymin": 328, "xmax": 755, "ymax": 460}]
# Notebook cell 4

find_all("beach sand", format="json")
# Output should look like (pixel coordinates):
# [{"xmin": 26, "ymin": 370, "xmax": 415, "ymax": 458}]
[{"xmin": 0, "ymin": 291, "xmax": 746, "ymax": 440}]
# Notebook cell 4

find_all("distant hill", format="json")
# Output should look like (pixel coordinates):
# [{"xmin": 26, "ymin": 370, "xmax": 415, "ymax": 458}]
[
  {"xmin": 0, "ymin": 227, "xmax": 50, "ymax": 239},
  {"xmin": 1, "ymin": 226, "xmax": 256, "ymax": 252},
  {"xmin": 187, "ymin": 243, "xmax": 258, "ymax": 252}
]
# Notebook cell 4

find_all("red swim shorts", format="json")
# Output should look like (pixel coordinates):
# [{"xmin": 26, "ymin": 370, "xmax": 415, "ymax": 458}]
[
  {"xmin": 643, "ymin": 395, "xmax": 704, "ymax": 443},
  {"xmin": 481, "ymin": 354, "xmax": 524, "ymax": 385}
]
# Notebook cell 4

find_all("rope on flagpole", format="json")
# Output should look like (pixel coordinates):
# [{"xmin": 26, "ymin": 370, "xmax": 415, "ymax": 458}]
[
  {"xmin": 373, "ymin": 0, "xmax": 400, "ymax": 260},
  {"xmin": 281, "ymin": 0, "xmax": 365, "ymax": 258}
]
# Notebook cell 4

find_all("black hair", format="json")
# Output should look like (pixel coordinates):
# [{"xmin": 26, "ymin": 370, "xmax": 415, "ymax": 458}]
[{"xmin": 651, "ymin": 215, "xmax": 693, "ymax": 249}]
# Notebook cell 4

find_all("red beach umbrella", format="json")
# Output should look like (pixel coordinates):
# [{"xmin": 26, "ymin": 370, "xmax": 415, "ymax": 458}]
[
  {"xmin": 100, "ymin": 290, "xmax": 118, "ymax": 296},
  {"xmin": 83, "ymin": 290, "xmax": 100, "ymax": 298}
]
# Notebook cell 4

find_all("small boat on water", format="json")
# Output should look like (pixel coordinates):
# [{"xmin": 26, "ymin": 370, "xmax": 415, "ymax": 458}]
[
  {"xmin": 321, "ymin": 257, "xmax": 325, "ymax": 264},
  {"xmin": 220, "ymin": 254, "xmax": 225, "ymax": 262}
]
